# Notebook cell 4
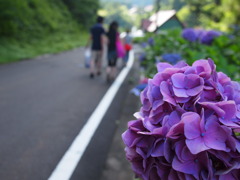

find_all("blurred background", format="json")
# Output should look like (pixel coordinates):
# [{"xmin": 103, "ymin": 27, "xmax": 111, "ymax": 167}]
[{"xmin": 0, "ymin": 0, "xmax": 239, "ymax": 64}]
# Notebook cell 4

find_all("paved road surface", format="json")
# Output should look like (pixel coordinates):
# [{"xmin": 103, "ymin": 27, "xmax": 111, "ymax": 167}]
[{"xmin": 0, "ymin": 48, "xmax": 128, "ymax": 180}]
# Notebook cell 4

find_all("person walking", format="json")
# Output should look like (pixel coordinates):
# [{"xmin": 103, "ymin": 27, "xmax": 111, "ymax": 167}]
[
  {"xmin": 86, "ymin": 16, "xmax": 105, "ymax": 78},
  {"xmin": 106, "ymin": 21, "xmax": 119, "ymax": 83},
  {"xmin": 123, "ymin": 29, "xmax": 132, "ymax": 66}
]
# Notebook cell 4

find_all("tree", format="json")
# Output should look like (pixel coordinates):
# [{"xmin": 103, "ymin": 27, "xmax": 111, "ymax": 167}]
[
  {"xmin": 177, "ymin": 0, "xmax": 240, "ymax": 31},
  {"xmin": 155, "ymin": 0, "xmax": 161, "ymax": 12},
  {"xmin": 100, "ymin": 2, "xmax": 136, "ymax": 30},
  {"xmin": 62, "ymin": 0, "xmax": 99, "ymax": 28}
]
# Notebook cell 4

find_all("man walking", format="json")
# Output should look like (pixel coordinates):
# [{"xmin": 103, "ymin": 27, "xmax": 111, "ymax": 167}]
[{"xmin": 86, "ymin": 16, "xmax": 105, "ymax": 78}]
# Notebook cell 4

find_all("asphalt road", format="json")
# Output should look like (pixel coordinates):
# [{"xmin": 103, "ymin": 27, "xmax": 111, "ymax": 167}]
[{"xmin": 0, "ymin": 48, "xmax": 117, "ymax": 179}]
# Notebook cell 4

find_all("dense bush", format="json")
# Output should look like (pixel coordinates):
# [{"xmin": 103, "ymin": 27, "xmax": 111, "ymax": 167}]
[
  {"xmin": 138, "ymin": 28, "xmax": 240, "ymax": 81},
  {"xmin": 0, "ymin": 0, "xmax": 99, "ymax": 63},
  {"xmin": 0, "ymin": 0, "xmax": 80, "ymax": 39},
  {"xmin": 62, "ymin": 0, "xmax": 99, "ymax": 28}
]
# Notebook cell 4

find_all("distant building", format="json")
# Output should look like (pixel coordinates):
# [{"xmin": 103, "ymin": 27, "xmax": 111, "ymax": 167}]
[
  {"xmin": 144, "ymin": 5, "xmax": 154, "ymax": 12},
  {"xmin": 141, "ymin": 10, "xmax": 184, "ymax": 32},
  {"xmin": 129, "ymin": 7, "xmax": 138, "ymax": 15}
]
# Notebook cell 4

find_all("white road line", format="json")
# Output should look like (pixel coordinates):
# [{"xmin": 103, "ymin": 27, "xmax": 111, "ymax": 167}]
[{"xmin": 48, "ymin": 51, "xmax": 134, "ymax": 180}]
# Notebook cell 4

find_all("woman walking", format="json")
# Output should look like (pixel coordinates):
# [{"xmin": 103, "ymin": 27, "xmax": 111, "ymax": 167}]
[{"xmin": 106, "ymin": 21, "xmax": 119, "ymax": 82}]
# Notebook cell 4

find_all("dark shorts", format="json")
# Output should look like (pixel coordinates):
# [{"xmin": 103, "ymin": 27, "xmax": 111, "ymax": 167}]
[{"xmin": 108, "ymin": 50, "xmax": 117, "ymax": 67}]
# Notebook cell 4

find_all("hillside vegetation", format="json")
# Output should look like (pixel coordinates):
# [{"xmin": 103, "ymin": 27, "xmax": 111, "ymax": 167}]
[
  {"xmin": 101, "ymin": 0, "xmax": 154, "ymax": 7},
  {"xmin": 0, "ymin": 0, "xmax": 99, "ymax": 63}
]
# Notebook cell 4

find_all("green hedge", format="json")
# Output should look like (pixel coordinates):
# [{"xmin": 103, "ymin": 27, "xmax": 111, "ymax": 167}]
[
  {"xmin": 139, "ymin": 29, "xmax": 240, "ymax": 81},
  {"xmin": 0, "ymin": 0, "xmax": 93, "ymax": 63}
]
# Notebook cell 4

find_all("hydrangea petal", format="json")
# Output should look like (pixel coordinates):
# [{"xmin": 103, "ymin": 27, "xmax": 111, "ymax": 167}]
[
  {"xmin": 171, "ymin": 73, "xmax": 185, "ymax": 88},
  {"xmin": 157, "ymin": 62, "xmax": 173, "ymax": 72},
  {"xmin": 122, "ymin": 130, "xmax": 142, "ymax": 147},
  {"xmin": 172, "ymin": 156, "xmax": 198, "ymax": 175},
  {"xmin": 160, "ymin": 81, "xmax": 176, "ymax": 105},
  {"xmin": 183, "ymin": 112, "xmax": 201, "ymax": 139},
  {"xmin": 186, "ymin": 85, "xmax": 203, "ymax": 96},
  {"xmin": 186, "ymin": 137, "xmax": 209, "ymax": 154},
  {"xmin": 173, "ymin": 87, "xmax": 188, "ymax": 97},
  {"xmin": 204, "ymin": 126, "xmax": 228, "ymax": 151},
  {"xmin": 151, "ymin": 139, "xmax": 165, "ymax": 157}
]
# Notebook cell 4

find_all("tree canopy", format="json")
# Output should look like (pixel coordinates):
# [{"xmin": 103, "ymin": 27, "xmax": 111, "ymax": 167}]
[
  {"xmin": 62, "ymin": 0, "xmax": 99, "ymax": 28},
  {"xmin": 177, "ymin": 0, "xmax": 240, "ymax": 31},
  {"xmin": 0, "ymin": 0, "xmax": 99, "ymax": 39}
]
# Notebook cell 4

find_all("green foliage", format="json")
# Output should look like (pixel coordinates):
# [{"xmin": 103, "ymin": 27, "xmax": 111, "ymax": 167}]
[
  {"xmin": 0, "ymin": 0, "xmax": 98, "ymax": 63},
  {"xmin": 100, "ymin": 2, "xmax": 136, "ymax": 30},
  {"xmin": 139, "ymin": 29, "xmax": 240, "ymax": 81},
  {"xmin": 133, "ymin": 37, "xmax": 145, "ymax": 44},
  {"xmin": 62, "ymin": 0, "xmax": 99, "ymax": 28},
  {"xmin": 101, "ymin": 0, "xmax": 153, "ymax": 8},
  {"xmin": 0, "ymin": 0, "xmax": 80, "ymax": 39},
  {"xmin": 0, "ymin": 31, "xmax": 88, "ymax": 64},
  {"xmin": 177, "ymin": 0, "xmax": 240, "ymax": 32}
]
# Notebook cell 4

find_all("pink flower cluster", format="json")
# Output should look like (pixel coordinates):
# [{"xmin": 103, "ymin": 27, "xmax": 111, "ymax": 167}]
[{"xmin": 122, "ymin": 59, "xmax": 240, "ymax": 180}]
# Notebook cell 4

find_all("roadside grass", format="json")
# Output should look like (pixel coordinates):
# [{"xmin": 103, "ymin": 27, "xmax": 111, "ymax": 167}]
[{"xmin": 0, "ymin": 31, "xmax": 88, "ymax": 64}]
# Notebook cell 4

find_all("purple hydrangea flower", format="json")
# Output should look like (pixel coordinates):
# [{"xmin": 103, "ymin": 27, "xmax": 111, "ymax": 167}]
[
  {"xmin": 171, "ymin": 73, "xmax": 204, "ymax": 98},
  {"xmin": 162, "ymin": 53, "xmax": 182, "ymax": 64},
  {"xmin": 182, "ymin": 28, "xmax": 221, "ymax": 45},
  {"xmin": 139, "ymin": 52, "xmax": 146, "ymax": 62},
  {"xmin": 148, "ymin": 37, "xmax": 154, "ymax": 46},
  {"xmin": 182, "ymin": 112, "xmax": 235, "ymax": 154},
  {"xmin": 130, "ymin": 84, "xmax": 148, "ymax": 96},
  {"xmin": 200, "ymin": 30, "xmax": 222, "ymax": 45},
  {"xmin": 122, "ymin": 59, "xmax": 240, "ymax": 179},
  {"xmin": 141, "ymin": 42, "xmax": 148, "ymax": 48},
  {"xmin": 182, "ymin": 28, "xmax": 198, "ymax": 42},
  {"xmin": 195, "ymin": 29, "xmax": 206, "ymax": 39}
]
